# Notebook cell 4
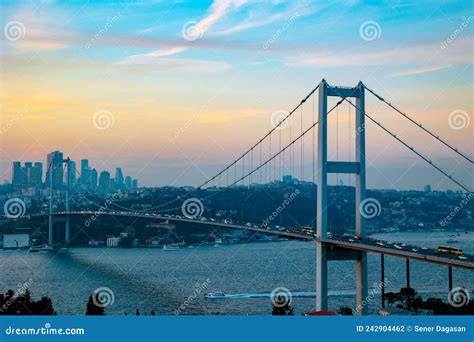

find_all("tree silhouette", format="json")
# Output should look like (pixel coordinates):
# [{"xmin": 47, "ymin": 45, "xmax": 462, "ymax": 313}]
[
  {"xmin": 271, "ymin": 296, "xmax": 294, "ymax": 315},
  {"xmin": 0, "ymin": 289, "xmax": 56, "ymax": 315},
  {"xmin": 86, "ymin": 294, "xmax": 105, "ymax": 315}
]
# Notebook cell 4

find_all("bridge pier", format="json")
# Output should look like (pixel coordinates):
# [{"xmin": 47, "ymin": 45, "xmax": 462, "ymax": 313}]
[
  {"xmin": 448, "ymin": 266, "xmax": 452, "ymax": 292},
  {"xmin": 381, "ymin": 254, "xmax": 385, "ymax": 308},
  {"xmin": 406, "ymin": 258, "xmax": 410, "ymax": 289}
]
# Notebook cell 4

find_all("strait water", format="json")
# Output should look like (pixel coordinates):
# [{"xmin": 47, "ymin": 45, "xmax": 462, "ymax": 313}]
[{"xmin": 1, "ymin": 232, "xmax": 473, "ymax": 315}]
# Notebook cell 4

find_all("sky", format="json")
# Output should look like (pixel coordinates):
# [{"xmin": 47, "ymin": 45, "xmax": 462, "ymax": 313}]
[{"xmin": 0, "ymin": 0, "xmax": 472, "ymax": 190}]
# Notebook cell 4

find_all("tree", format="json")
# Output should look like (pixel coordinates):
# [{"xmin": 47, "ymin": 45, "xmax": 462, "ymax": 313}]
[
  {"xmin": 338, "ymin": 306, "xmax": 353, "ymax": 315},
  {"xmin": 0, "ymin": 289, "xmax": 56, "ymax": 315},
  {"xmin": 86, "ymin": 294, "xmax": 105, "ymax": 315}
]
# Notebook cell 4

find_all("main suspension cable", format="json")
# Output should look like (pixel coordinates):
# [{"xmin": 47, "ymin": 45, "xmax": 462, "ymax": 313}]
[{"xmin": 364, "ymin": 85, "xmax": 473, "ymax": 164}]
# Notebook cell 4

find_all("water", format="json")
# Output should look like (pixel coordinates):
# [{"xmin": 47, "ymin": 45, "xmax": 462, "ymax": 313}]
[{"xmin": 1, "ymin": 232, "xmax": 472, "ymax": 315}]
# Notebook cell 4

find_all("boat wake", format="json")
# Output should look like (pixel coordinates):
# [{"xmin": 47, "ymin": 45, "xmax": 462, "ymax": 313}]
[{"xmin": 205, "ymin": 290, "xmax": 355, "ymax": 299}]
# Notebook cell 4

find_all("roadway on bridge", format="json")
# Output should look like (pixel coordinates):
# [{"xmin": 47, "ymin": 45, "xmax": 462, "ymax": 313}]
[{"xmin": 32, "ymin": 211, "xmax": 474, "ymax": 270}]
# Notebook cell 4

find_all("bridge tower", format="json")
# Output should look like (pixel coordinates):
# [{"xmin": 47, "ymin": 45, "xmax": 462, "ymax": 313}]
[
  {"xmin": 47, "ymin": 158, "xmax": 71, "ymax": 247},
  {"xmin": 316, "ymin": 80, "xmax": 368, "ymax": 314}
]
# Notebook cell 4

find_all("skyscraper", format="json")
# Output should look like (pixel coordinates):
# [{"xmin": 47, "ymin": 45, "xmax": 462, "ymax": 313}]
[
  {"xmin": 125, "ymin": 176, "xmax": 132, "ymax": 190},
  {"xmin": 90, "ymin": 168, "xmax": 98, "ymax": 190},
  {"xmin": 12, "ymin": 161, "xmax": 23, "ymax": 190},
  {"xmin": 67, "ymin": 160, "xmax": 76, "ymax": 188},
  {"xmin": 98, "ymin": 171, "xmax": 110, "ymax": 194},
  {"xmin": 46, "ymin": 151, "xmax": 64, "ymax": 188},
  {"xmin": 80, "ymin": 159, "xmax": 90, "ymax": 189},
  {"xmin": 132, "ymin": 179, "xmax": 138, "ymax": 189},
  {"xmin": 30, "ymin": 162, "xmax": 43, "ymax": 188},
  {"xmin": 115, "ymin": 167, "xmax": 124, "ymax": 191}
]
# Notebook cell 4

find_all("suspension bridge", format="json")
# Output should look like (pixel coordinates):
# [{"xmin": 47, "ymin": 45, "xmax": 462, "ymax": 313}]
[{"xmin": 13, "ymin": 79, "xmax": 474, "ymax": 314}]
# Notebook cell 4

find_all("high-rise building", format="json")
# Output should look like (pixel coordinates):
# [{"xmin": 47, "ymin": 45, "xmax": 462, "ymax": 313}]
[
  {"xmin": 80, "ymin": 159, "xmax": 90, "ymax": 189},
  {"xmin": 98, "ymin": 171, "xmax": 110, "ymax": 194},
  {"xmin": 115, "ymin": 167, "xmax": 124, "ymax": 190},
  {"xmin": 46, "ymin": 151, "xmax": 64, "ymax": 188},
  {"xmin": 90, "ymin": 168, "xmax": 98, "ymax": 190},
  {"xmin": 12, "ymin": 161, "xmax": 22, "ymax": 190},
  {"xmin": 424, "ymin": 184, "xmax": 432, "ymax": 193},
  {"xmin": 24, "ymin": 162, "xmax": 32, "ymax": 187},
  {"xmin": 132, "ymin": 179, "xmax": 138, "ymax": 189},
  {"xmin": 125, "ymin": 176, "xmax": 132, "ymax": 190},
  {"xmin": 67, "ymin": 161, "xmax": 76, "ymax": 188},
  {"xmin": 30, "ymin": 162, "xmax": 43, "ymax": 188}
]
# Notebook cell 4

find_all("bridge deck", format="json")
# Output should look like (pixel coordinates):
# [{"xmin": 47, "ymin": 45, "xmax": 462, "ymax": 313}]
[{"xmin": 31, "ymin": 211, "xmax": 474, "ymax": 270}]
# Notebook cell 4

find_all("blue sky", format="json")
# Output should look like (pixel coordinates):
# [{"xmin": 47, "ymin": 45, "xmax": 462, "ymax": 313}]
[{"xmin": 0, "ymin": 0, "xmax": 472, "ymax": 190}]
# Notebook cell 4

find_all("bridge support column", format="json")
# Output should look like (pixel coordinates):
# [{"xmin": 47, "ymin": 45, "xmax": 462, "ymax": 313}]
[
  {"xmin": 316, "ymin": 79, "xmax": 329, "ymax": 312},
  {"xmin": 354, "ymin": 82, "xmax": 368, "ymax": 315},
  {"xmin": 48, "ymin": 161, "xmax": 54, "ymax": 246},
  {"xmin": 381, "ymin": 254, "xmax": 385, "ymax": 308},
  {"xmin": 448, "ymin": 266, "xmax": 452, "ymax": 292},
  {"xmin": 406, "ymin": 258, "xmax": 410, "ymax": 289},
  {"xmin": 65, "ymin": 159, "xmax": 70, "ymax": 244}
]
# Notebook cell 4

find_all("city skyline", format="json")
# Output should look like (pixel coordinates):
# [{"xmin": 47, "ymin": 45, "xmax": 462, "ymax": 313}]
[
  {"xmin": 9, "ymin": 150, "xmax": 139, "ymax": 193},
  {"xmin": 0, "ymin": 0, "xmax": 472, "ymax": 190}
]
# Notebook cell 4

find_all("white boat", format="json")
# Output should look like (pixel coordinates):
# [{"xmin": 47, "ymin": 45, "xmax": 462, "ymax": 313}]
[
  {"xmin": 163, "ymin": 245, "xmax": 180, "ymax": 251},
  {"xmin": 204, "ymin": 292, "xmax": 227, "ymax": 299},
  {"xmin": 29, "ymin": 245, "xmax": 53, "ymax": 253}
]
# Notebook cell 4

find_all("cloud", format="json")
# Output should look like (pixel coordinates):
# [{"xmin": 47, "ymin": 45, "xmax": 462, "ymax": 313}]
[
  {"xmin": 287, "ymin": 37, "xmax": 472, "ymax": 72},
  {"xmin": 116, "ymin": 57, "xmax": 232, "ymax": 73},
  {"xmin": 214, "ymin": 0, "xmax": 314, "ymax": 36},
  {"xmin": 386, "ymin": 65, "xmax": 450, "ymax": 78},
  {"xmin": 129, "ymin": 0, "xmax": 246, "ymax": 60}
]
